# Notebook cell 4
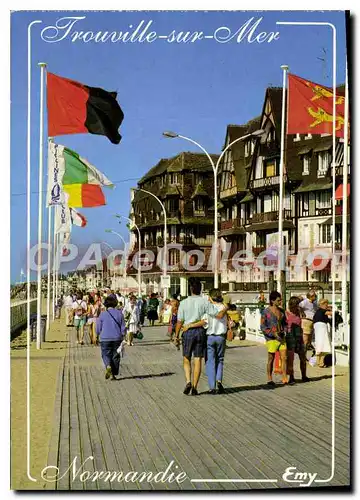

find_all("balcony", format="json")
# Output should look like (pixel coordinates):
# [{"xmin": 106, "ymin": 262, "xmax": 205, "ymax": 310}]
[
  {"xmin": 250, "ymin": 210, "xmax": 292, "ymax": 224},
  {"xmin": 249, "ymin": 174, "xmax": 288, "ymax": 190},
  {"xmin": 219, "ymin": 218, "xmax": 246, "ymax": 238},
  {"xmin": 220, "ymin": 186, "xmax": 237, "ymax": 200},
  {"xmin": 220, "ymin": 218, "xmax": 246, "ymax": 231}
]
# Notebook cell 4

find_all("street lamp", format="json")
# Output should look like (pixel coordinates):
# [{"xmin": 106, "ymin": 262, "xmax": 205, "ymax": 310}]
[
  {"xmin": 114, "ymin": 215, "xmax": 142, "ymax": 297},
  {"xmin": 104, "ymin": 230, "xmax": 128, "ymax": 290},
  {"xmin": 162, "ymin": 129, "xmax": 265, "ymax": 288},
  {"xmin": 131, "ymin": 187, "xmax": 169, "ymax": 299},
  {"xmin": 101, "ymin": 239, "xmax": 116, "ymax": 288}
]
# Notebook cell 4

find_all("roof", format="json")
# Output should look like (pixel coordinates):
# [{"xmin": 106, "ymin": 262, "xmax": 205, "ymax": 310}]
[
  {"xmin": 220, "ymin": 117, "xmax": 262, "ymax": 193},
  {"xmin": 245, "ymin": 220, "xmax": 294, "ymax": 232},
  {"xmin": 191, "ymin": 182, "xmax": 210, "ymax": 199},
  {"xmin": 139, "ymin": 152, "xmax": 219, "ymax": 183}
]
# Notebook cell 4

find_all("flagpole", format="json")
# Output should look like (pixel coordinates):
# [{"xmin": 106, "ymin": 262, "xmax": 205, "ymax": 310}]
[
  {"xmin": 26, "ymin": 19, "xmax": 42, "ymax": 484},
  {"xmin": 278, "ymin": 65, "xmax": 289, "ymax": 302},
  {"xmin": 52, "ymin": 205, "xmax": 57, "ymax": 321},
  {"xmin": 36, "ymin": 62, "xmax": 47, "ymax": 350},
  {"xmin": 341, "ymin": 61, "xmax": 349, "ymax": 321},
  {"xmin": 46, "ymin": 205, "xmax": 52, "ymax": 331}
]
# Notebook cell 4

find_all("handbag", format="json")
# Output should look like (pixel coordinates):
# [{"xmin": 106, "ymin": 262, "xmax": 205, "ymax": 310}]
[{"xmin": 226, "ymin": 328, "xmax": 234, "ymax": 342}]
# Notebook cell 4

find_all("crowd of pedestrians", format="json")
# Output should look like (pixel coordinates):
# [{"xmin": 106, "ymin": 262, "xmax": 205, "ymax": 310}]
[{"xmin": 55, "ymin": 282, "xmax": 340, "ymax": 393}]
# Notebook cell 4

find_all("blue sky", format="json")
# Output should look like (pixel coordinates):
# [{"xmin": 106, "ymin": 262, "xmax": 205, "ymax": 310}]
[{"xmin": 10, "ymin": 10, "xmax": 347, "ymax": 283}]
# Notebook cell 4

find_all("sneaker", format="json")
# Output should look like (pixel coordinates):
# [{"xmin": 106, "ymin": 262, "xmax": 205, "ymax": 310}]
[
  {"xmin": 288, "ymin": 376, "xmax": 296, "ymax": 385},
  {"xmin": 208, "ymin": 389, "xmax": 217, "ymax": 395},
  {"xmin": 183, "ymin": 382, "xmax": 192, "ymax": 395},
  {"xmin": 217, "ymin": 381, "xmax": 225, "ymax": 394},
  {"xmin": 267, "ymin": 380, "xmax": 276, "ymax": 387},
  {"xmin": 105, "ymin": 366, "xmax": 112, "ymax": 380},
  {"xmin": 302, "ymin": 376, "xmax": 310, "ymax": 383},
  {"xmin": 191, "ymin": 387, "xmax": 199, "ymax": 396}
]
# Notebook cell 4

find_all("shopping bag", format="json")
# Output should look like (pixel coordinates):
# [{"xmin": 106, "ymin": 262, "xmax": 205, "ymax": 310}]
[{"xmin": 274, "ymin": 351, "xmax": 282, "ymax": 374}]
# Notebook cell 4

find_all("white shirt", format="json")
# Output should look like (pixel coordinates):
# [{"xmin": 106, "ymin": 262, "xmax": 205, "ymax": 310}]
[
  {"xmin": 64, "ymin": 295, "xmax": 73, "ymax": 307},
  {"xmin": 72, "ymin": 300, "xmax": 87, "ymax": 318},
  {"xmin": 299, "ymin": 298, "xmax": 317, "ymax": 320},
  {"xmin": 204, "ymin": 303, "xmax": 227, "ymax": 336}
]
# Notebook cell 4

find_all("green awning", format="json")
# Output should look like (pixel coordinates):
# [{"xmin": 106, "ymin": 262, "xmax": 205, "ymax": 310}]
[
  {"xmin": 298, "ymin": 147, "xmax": 312, "ymax": 155},
  {"xmin": 240, "ymin": 192, "xmax": 254, "ymax": 203},
  {"xmin": 322, "ymin": 215, "xmax": 350, "ymax": 224},
  {"xmin": 245, "ymin": 220, "xmax": 294, "ymax": 232},
  {"xmin": 294, "ymin": 182, "xmax": 332, "ymax": 193}
]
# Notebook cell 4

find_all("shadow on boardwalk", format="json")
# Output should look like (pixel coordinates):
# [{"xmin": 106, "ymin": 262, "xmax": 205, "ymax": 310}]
[{"xmin": 44, "ymin": 322, "xmax": 350, "ymax": 491}]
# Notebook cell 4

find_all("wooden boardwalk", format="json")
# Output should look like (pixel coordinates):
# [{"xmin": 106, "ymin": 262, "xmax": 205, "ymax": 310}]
[{"xmin": 44, "ymin": 323, "xmax": 350, "ymax": 491}]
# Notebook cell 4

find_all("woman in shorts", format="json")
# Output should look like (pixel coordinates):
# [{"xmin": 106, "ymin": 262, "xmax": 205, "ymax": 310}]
[{"xmin": 260, "ymin": 291, "xmax": 288, "ymax": 386}]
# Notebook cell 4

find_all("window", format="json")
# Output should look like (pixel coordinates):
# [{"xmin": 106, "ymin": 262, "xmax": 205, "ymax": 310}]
[
  {"xmin": 159, "ymin": 176, "xmax": 165, "ymax": 187},
  {"xmin": 194, "ymin": 198, "xmax": 204, "ymax": 212},
  {"xmin": 255, "ymin": 232, "xmax": 266, "ymax": 247},
  {"xmin": 319, "ymin": 224, "xmax": 331, "ymax": 244},
  {"xmin": 272, "ymin": 192, "xmax": 279, "ymax": 212},
  {"xmin": 168, "ymin": 198, "xmax": 179, "ymax": 212},
  {"xmin": 317, "ymin": 151, "xmax": 330, "ymax": 176},
  {"xmin": 194, "ymin": 173, "xmax": 202, "ymax": 184},
  {"xmin": 169, "ymin": 173, "xmax": 180, "ymax": 185},
  {"xmin": 265, "ymin": 160, "xmax": 276, "ymax": 177},
  {"xmin": 301, "ymin": 193, "xmax": 309, "ymax": 216},
  {"xmin": 302, "ymin": 155, "xmax": 310, "ymax": 175},
  {"xmin": 316, "ymin": 191, "xmax": 331, "ymax": 209},
  {"xmin": 335, "ymin": 224, "xmax": 341, "ymax": 243},
  {"xmin": 305, "ymin": 133, "xmax": 312, "ymax": 140},
  {"xmin": 293, "ymin": 133, "xmax": 301, "ymax": 142},
  {"xmin": 169, "ymin": 249, "xmax": 180, "ymax": 266},
  {"xmin": 245, "ymin": 141, "xmax": 251, "ymax": 157}
]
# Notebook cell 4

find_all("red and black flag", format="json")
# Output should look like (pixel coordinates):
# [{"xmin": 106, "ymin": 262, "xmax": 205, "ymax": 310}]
[{"xmin": 47, "ymin": 72, "xmax": 124, "ymax": 144}]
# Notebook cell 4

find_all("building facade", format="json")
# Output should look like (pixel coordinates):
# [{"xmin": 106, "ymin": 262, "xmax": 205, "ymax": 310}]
[
  {"xmin": 218, "ymin": 86, "xmax": 350, "ymax": 293},
  {"xmin": 128, "ymin": 152, "xmax": 219, "ymax": 297}
]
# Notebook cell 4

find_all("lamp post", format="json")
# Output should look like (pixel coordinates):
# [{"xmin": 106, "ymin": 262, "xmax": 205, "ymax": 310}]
[
  {"xmin": 101, "ymin": 241, "xmax": 115, "ymax": 288},
  {"xmin": 131, "ymin": 187, "xmax": 169, "ymax": 299},
  {"xmin": 104, "ymin": 230, "xmax": 128, "ymax": 290},
  {"xmin": 114, "ymin": 215, "xmax": 142, "ymax": 297},
  {"xmin": 163, "ymin": 129, "xmax": 265, "ymax": 289}
]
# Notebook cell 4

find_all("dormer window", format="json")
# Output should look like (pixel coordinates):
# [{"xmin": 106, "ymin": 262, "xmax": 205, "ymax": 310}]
[
  {"xmin": 305, "ymin": 133, "xmax": 312, "ymax": 140},
  {"xmin": 244, "ymin": 139, "xmax": 255, "ymax": 157},
  {"xmin": 169, "ymin": 173, "xmax": 180, "ymax": 185},
  {"xmin": 317, "ymin": 151, "xmax": 330, "ymax": 177},
  {"xmin": 266, "ymin": 129, "xmax": 275, "ymax": 143},
  {"xmin": 294, "ymin": 133, "xmax": 301, "ymax": 142},
  {"xmin": 302, "ymin": 155, "xmax": 311, "ymax": 175}
]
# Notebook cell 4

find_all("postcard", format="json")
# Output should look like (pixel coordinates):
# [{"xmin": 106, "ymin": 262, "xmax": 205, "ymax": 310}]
[{"xmin": 10, "ymin": 9, "xmax": 350, "ymax": 491}]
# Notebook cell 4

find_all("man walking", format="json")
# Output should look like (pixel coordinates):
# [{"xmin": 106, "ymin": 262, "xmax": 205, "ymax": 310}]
[
  {"xmin": 299, "ymin": 290, "xmax": 318, "ymax": 350},
  {"xmin": 175, "ymin": 277, "xmax": 229, "ymax": 396},
  {"xmin": 64, "ymin": 292, "xmax": 74, "ymax": 327}
]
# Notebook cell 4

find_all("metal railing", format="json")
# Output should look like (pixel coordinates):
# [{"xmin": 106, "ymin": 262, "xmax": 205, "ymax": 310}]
[{"xmin": 11, "ymin": 298, "xmax": 37, "ymax": 335}]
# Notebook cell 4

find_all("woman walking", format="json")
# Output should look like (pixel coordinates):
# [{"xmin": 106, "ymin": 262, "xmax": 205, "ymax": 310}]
[
  {"xmin": 86, "ymin": 296, "xmax": 98, "ymax": 345},
  {"xmin": 162, "ymin": 299, "xmax": 172, "ymax": 325},
  {"xmin": 285, "ymin": 296, "xmax": 309, "ymax": 384},
  {"xmin": 313, "ymin": 298, "xmax": 332, "ymax": 368},
  {"xmin": 147, "ymin": 293, "xmax": 159, "ymax": 327},
  {"xmin": 260, "ymin": 291, "xmax": 288, "ymax": 386},
  {"xmin": 96, "ymin": 295, "xmax": 126, "ymax": 380},
  {"xmin": 123, "ymin": 295, "xmax": 140, "ymax": 346}
]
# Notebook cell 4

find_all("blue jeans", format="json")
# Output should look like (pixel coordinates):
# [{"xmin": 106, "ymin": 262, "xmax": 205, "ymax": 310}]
[
  {"xmin": 100, "ymin": 340, "xmax": 122, "ymax": 376},
  {"xmin": 206, "ymin": 335, "xmax": 226, "ymax": 390}
]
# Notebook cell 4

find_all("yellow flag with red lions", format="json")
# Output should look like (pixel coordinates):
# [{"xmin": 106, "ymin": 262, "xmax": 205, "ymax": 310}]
[{"xmin": 287, "ymin": 73, "xmax": 346, "ymax": 138}]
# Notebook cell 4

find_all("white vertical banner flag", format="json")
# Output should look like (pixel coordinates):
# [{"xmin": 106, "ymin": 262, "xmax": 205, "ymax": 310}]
[
  {"xmin": 55, "ymin": 203, "xmax": 72, "ymax": 234},
  {"xmin": 46, "ymin": 142, "xmax": 66, "ymax": 207}
]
